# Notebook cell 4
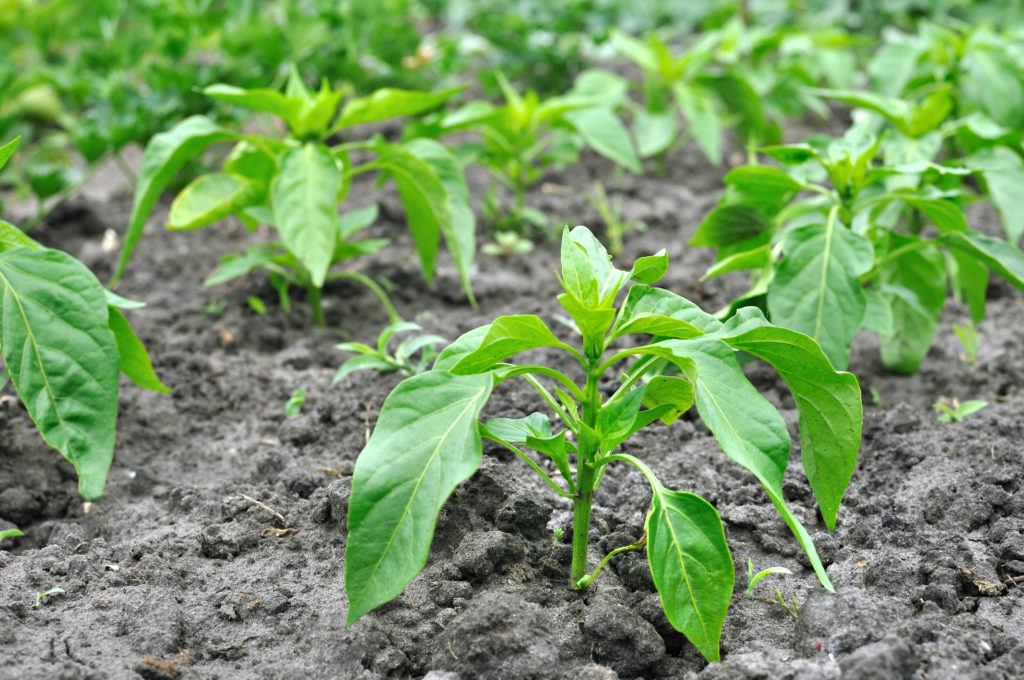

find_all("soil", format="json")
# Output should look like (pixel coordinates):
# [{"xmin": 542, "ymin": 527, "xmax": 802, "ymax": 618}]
[{"xmin": 2, "ymin": 135, "xmax": 1024, "ymax": 680}]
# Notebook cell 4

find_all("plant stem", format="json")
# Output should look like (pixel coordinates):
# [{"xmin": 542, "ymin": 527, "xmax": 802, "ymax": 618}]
[
  {"xmin": 570, "ymin": 369, "xmax": 601, "ymax": 586},
  {"xmin": 327, "ymin": 270, "xmax": 402, "ymax": 324},
  {"xmin": 308, "ymin": 286, "xmax": 326, "ymax": 327}
]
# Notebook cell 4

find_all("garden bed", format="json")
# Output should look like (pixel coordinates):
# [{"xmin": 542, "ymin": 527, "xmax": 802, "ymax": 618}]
[{"xmin": 2, "ymin": 141, "xmax": 1024, "ymax": 680}]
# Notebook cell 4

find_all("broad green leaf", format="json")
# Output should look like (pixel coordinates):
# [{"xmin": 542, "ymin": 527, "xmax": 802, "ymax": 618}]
[
  {"xmin": 338, "ymin": 87, "xmax": 462, "ymax": 129},
  {"xmin": 878, "ymin": 240, "xmax": 945, "ymax": 373},
  {"xmin": 402, "ymin": 139, "xmax": 477, "ymax": 303},
  {"xmin": 561, "ymin": 225, "xmax": 630, "ymax": 306},
  {"xmin": 950, "ymin": 248, "xmax": 989, "ymax": 325},
  {"xmin": 611, "ymin": 285, "xmax": 711, "ymax": 341},
  {"xmin": 642, "ymin": 375, "xmax": 694, "ymax": 425},
  {"xmin": 333, "ymin": 355, "xmax": 395, "ymax": 383},
  {"xmin": 0, "ymin": 221, "xmax": 40, "ymax": 253},
  {"xmin": 223, "ymin": 141, "xmax": 279, "ymax": 190},
  {"xmin": 167, "ymin": 173, "xmax": 263, "ymax": 231},
  {"xmin": 433, "ymin": 324, "xmax": 490, "ymax": 371},
  {"xmin": 961, "ymin": 48, "xmax": 1024, "ymax": 128},
  {"xmin": 690, "ymin": 205, "xmax": 772, "ymax": 248},
  {"xmin": 635, "ymin": 109, "xmax": 677, "ymax": 158},
  {"xmin": 115, "ymin": 116, "xmax": 236, "ymax": 285},
  {"xmin": 271, "ymin": 144, "xmax": 341, "ymax": 287},
  {"xmin": 767, "ymin": 223, "xmax": 874, "ymax": 370},
  {"xmin": 968, "ymin": 147, "xmax": 1024, "ymax": 246},
  {"xmin": 338, "ymin": 205, "xmax": 379, "ymax": 241},
  {"xmin": 630, "ymin": 251, "xmax": 669, "ymax": 284},
  {"xmin": 646, "ymin": 488, "xmax": 733, "ymax": 663},
  {"xmin": 203, "ymin": 84, "xmax": 304, "ymax": 126},
  {"xmin": 611, "ymin": 30, "xmax": 659, "ymax": 72},
  {"xmin": 374, "ymin": 143, "xmax": 451, "ymax": 283},
  {"xmin": 562, "ymin": 107, "xmax": 642, "ymax": 174},
  {"xmin": 900, "ymin": 196, "xmax": 967, "ymax": 233},
  {"xmin": 861, "ymin": 288, "xmax": 894, "ymax": 336},
  {"xmin": 0, "ymin": 136, "xmax": 19, "ymax": 172},
  {"xmin": 0, "ymin": 248, "xmax": 119, "ymax": 500},
  {"xmin": 723, "ymin": 166, "xmax": 805, "ymax": 206},
  {"xmin": 724, "ymin": 326, "xmax": 862, "ymax": 529},
  {"xmin": 108, "ymin": 308, "xmax": 170, "ymax": 393},
  {"xmin": 811, "ymin": 88, "xmax": 908, "ymax": 128},
  {"xmin": 451, "ymin": 315, "xmax": 573, "ymax": 374},
  {"xmin": 675, "ymin": 83, "xmax": 722, "ymax": 164},
  {"xmin": 294, "ymin": 82, "xmax": 345, "ymax": 138},
  {"xmin": 597, "ymin": 386, "xmax": 648, "ymax": 454},
  {"xmin": 759, "ymin": 144, "xmax": 819, "ymax": 165},
  {"xmin": 943, "ymin": 231, "xmax": 1024, "ymax": 293},
  {"xmin": 701, "ymin": 244, "xmax": 771, "ymax": 280},
  {"xmin": 557, "ymin": 293, "xmax": 616, "ymax": 357},
  {"xmin": 345, "ymin": 371, "xmax": 494, "ymax": 623},
  {"xmin": 655, "ymin": 336, "xmax": 834, "ymax": 591}
]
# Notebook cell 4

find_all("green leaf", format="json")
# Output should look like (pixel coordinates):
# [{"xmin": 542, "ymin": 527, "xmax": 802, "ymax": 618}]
[
  {"xmin": 642, "ymin": 375, "xmax": 694, "ymax": 425},
  {"xmin": 0, "ymin": 248, "xmax": 120, "ymax": 500},
  {"xmin": 723, "ymin": 166, "xmax": 805, "ymax": 205},
  {"xmin": 560, "ymin": 225, "xmax": 630, "ymax": 306},
  {"xmin": 962, "ymin": 48, "xmax": 1024, "ymax": 128},
  {"xmin": 675, "ymin": 83, "xmax": 722, "ymax": 164},
  {"xmin": 767, "ymin": 223, "xmax": 874, "ymax": 370},
  {"xmin": 451, "ymin": 315, "xmax": 573, "ymax": 374},
  {"xmin": 203, "ymin": 84, "xmax": 304, "ymax": 126},
  {"xmin": 630, "ymin": 251, "xmax": 669, "ymax": 285},
  {"xmin": 433, "ymin": 324, "xmax": 490, "ymax": 371},
  {"xmin": 401, "ymin": 139, "xmax": 477, "ymax": 303},
  {"xmin": 759, "ymin": 144, "xmax": 819, "ymax": 165},
  {"xmin": 167, "ymin": 173, "xmax": 264, "ymax": 231},
  {"xmin": 634, "ymin": 109, "xmax": 678, "ymax": 158},
  {"xmin": 223, "ymin": 141, "xmax": 279, "ymax": 191},
  {"xmin": 701, "ymin": 243, "xmax": 771, "ymax": 280},
  {"xmin": 611, "ymin": 285, "xmax": 711, "ymax": 341},
  {"xmin": 338, "ymin": 87, "xmax": 462, "ymax": 129},
  {"xmin": 338, "ymin": 205, "xmax": 380, "ymax": 240},
  {"xmin": 345, "ymin": 371, "xmax": 494, "ymax": 622},
  {"xmin": 646, "ymin": 488, "xmax": 733, "ymax": 663},
  {"xmin": 597, "ymin": 386, "xmax": 648, "ymax": 454},
  {"xmin": 724, "ymin": 326, "xmax": 862, "ymax": 529},
  {"xmin": 943, "ymin": 230, "xmax": 1024, "ymax": 293},
  {"xmin": 107, "ymin": 308, "xmax": 170, "ymax": 393},
  {"xmin": 690, "ymin": 205, "xmax": 772, "ymax": 248},
  {"xmin": 0, "ymin": 136, "xmax": 20, "ymax": 173},
  {"xmin": 900, "ymin": 196, "xmax": 967, "ymax": 233},
  {"xmin": 861, "ymin": 288, "xmax": 894, "ymax": 336},
  {"xmin": 878, "ymin": 240, "xmax": 946, "ymax": 373},
  {"xmin": 968, "ymin": 147, "xmax": 1024, "ymax": 246},
  {"xmin": 115, "ymin": 116, "xmax": 236, "ymax": 285},
  {"xmin": 203, "ymin": 245, "xmax": 284, "ymax": 287},
  {"xmin": 562, "ymin": 107, "xmax": 642, "ymax": 174},
  {"xmin": 0, "ymin": 221, "xmax": 40, "ymax": 253},
  {"xmin": 950, "ymin": 248, "xmax": 989, "ymax": 325},
  {"xmin": 482, "ymin": 413, "xmax": 574, "ymax": 483},
  {"xmin": 270, "ymin": 144, "xmax": 341, "ymax": 288},
  {"xmin": 103, "ymin": 290, "xmax": 146, "ymax": 310},
  {"xmin": 655, "ymin": 336, "xmax": 834, "ymax": 591},
  {"xmin": 374, "ymin": 142, "xmax": 452, "ymax": 283}
]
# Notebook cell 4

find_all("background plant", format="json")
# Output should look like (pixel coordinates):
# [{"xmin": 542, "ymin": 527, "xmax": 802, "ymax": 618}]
[
  {"xmin": 114, "ymin": 67, "xmax": 476, "ymax": 326},
  {"xmin": 410, "ymin": 71, "xmax": 640, "ymax": 231},
  {"xmin": 694, "ymin": 123, "xmax": 1024, "ymax": 373},
  {"xmin": 0, "ymin": 138, "xmax": 168, "ymax": 500},
  {"xmin": 344, "ymin": 225, "xmax": 861, "ymax": 662}
]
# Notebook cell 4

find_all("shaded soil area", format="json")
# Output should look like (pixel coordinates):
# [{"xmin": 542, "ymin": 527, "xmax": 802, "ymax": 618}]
[{"xmin": 2, "ymin": 138, "xmax": 1024, "ymax": 680}]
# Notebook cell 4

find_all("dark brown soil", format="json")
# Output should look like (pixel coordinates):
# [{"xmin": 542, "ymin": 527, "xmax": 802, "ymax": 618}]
[{"xmin": 2, "ymin": 138, "xmax": 1023, "ymax": 680}]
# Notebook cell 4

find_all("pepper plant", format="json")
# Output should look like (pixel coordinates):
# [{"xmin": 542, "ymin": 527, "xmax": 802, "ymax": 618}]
[
  {"xmin": 113, "ymin": 67, "xmax": 476, "ymax": 325},
  {"xmin": 694, "ymin": 124, "xmax": 1024, "ymax": 373},
  {"xmin": 345, "ymin": 225, "xmax": 862, "ymax": 661},
  {"xmin": 0, "ymin": 137, "xmax": 168, "ymax": 500},
  {"xmin": 409, "ymin": 72, "xmax": 640, "ymax": 230}
]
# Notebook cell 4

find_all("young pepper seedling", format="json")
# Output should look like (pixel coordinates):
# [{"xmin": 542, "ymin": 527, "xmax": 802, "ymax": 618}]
[{"xmin": 344, "ymin": 225, "xmax": 861, "ymax": 662}]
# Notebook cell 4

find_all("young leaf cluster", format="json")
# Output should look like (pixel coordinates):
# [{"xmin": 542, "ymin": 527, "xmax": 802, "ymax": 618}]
[
  {"xmin": 344, "ymin": 224, "xmax": 861, "ymax": 662},
  {"xmin": 114, "ymin": 67, "xmax": 476, "ymax": 326},
  {"xmin": 0, "ymin": 139, "xmax": 168, "ymax": 500}
]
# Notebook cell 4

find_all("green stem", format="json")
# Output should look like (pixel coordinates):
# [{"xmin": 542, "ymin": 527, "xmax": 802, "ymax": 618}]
[
  {"xmin": 520, "ymin": 373, "xmax": 578, "ymax": 433},
  {"xmin": 308, "ymin": 286, "xmax": 325, "ymax": 327},
  {"xmin": 485, "ymin": 435, "xmax": 575, "ymax": 499},
  {"xmin": 570, "ymin": 369, "xmax": 601, "ymax": 586},
  {"xmin": 326, "ymin": 270, "xmax": 401, "ymax": 324},
  {"xmin": 576, "ymin": 531, "xmax": 647, "ymax": 588}
]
